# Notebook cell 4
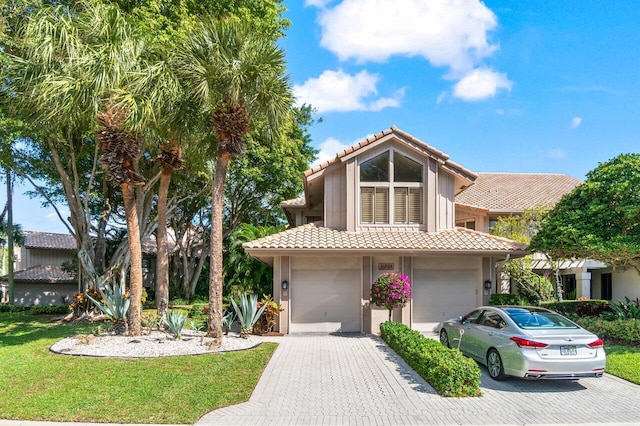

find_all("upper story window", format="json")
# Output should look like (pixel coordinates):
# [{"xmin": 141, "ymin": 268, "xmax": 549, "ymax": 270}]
[{"xmin": 359, "ymin": 150, "xmax": 423, "ymax": 225}]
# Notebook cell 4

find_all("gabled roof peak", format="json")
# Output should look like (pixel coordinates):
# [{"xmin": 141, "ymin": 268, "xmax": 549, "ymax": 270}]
[{"xmin": 305, "ymin": 126, "xmax": 475, "ymax": 182}]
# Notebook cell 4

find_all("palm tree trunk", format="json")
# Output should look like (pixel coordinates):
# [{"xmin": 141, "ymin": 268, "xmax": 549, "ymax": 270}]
[
  {"xmin": 156, "ymin": 167, "xmax": 171, "ymax": 317},
  {"xmin": 207, "ymin": 151, "xmax": 230, "ymax": 343},
  {"xmin": 6, "ymin": 169, "xmax": 14, "ymax": 305},
  {"xmin": 122, "ymin": 182, "xmax": 143, "ymax": 336}
]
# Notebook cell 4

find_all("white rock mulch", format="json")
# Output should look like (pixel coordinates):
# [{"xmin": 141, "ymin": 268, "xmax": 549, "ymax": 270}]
[{"xmin": 50, "ymin": 330, "xmax": 279, "ymax": 358}]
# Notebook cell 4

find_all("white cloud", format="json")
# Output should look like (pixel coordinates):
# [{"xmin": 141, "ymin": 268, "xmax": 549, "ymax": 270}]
[
  {"xmin": 315, "ymin": 0, "xmax": 498, "ymax": 74},
  {"xmin": 436, "ymin": 91, "xmax": 448, "ymax": 104},
  {"xmin": 495, "ymin": 109, "xmax": 505, "ymax": 115},
  {"xmin": 312, "ymin": 137, "xmax": 352, "ymax": 166},
  {"xmin": 452, "ymin": 68, "xmax": 512, "ymax": 101},
  {"xmin": 548, "ymin": 149, "xmax": 566, "ymax": 159},
  {"xmin": 293, "ymin": 69, "xmax": 403, "ymax": 112},
  {"xmin": 571, "ymin": 117, "xmax": 583, "ymax": 129}
]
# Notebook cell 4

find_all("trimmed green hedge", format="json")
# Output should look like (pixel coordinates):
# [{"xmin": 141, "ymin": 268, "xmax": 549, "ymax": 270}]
[
  {"xmin": 541, "ymin": 300, "xmax": 611, "ymax": 318},
  {"xmin": 380, "ymin": 321, "xmax": 481, "ymax": 397},
  {"xmin": 0, "ymin": 304, "xmax": 69, "ymax": 314},
  {"xmin": 489, "ymin": 293, "xmax": 524, "ymax": 306},
  {"xmin": 576, "ymin": 317, "xmax": 640, "ymax": 346}
]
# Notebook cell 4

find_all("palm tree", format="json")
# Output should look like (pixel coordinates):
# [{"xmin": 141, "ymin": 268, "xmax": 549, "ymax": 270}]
[
  {"xmin": 173, "ymin": 19, "xmax": 292, "ymax": 342},
  {"xmin": 8, "ymin": 2, "xmax": 164, "ymax": 335}
]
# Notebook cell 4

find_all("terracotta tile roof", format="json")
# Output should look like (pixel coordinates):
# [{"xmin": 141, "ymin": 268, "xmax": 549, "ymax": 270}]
[
  {"xmin": 455, "ymin": 173, "xmax": 582, "ymax": 213},
  {"xmin": 281, "ymin": 197, "xmax": 307, "ymax": 208},
  {"xmin": 305, "ymin": 126, "xmax": 477, "ymax": 182},
  {"xmin": 1, "ymin": 265, "xmax": 75, "ymax": 284},
  {"xmin": 243, "ymin": 223, "xmax": 527, "ymax": 254},
  {"xmin": 23, "ymin": 231, "xmax": 76, "ymax": 250}
]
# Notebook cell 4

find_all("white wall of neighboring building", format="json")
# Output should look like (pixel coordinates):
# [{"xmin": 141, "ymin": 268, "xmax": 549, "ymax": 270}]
[{"xmin": 591, "ymin": 268, "xmax": 640, "ymax": 302}]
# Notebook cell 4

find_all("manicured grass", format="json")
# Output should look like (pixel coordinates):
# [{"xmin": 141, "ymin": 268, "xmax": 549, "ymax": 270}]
[
  {"xmin": 0, "ymin": 313, "xmax": 276, "ymax": 424},
  {"xmin": 605, "ymin": 344, "xmax": 640, "ymax": 385}
]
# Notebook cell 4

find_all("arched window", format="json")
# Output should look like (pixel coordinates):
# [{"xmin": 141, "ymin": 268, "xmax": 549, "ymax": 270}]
[{"xmin": 359, "ymin": 150, "xmax": 423, "ymax": 225}]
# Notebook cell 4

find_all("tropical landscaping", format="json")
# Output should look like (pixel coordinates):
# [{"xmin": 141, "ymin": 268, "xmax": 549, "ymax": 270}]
[{"xmin": 0, "ymin": 0, "xmax": 311, "ymax": 341}]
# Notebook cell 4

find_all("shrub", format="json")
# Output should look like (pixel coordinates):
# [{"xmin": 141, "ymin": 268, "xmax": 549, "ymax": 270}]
[
  {"xmin": 576, "ymin": 317, "xmax": 640, "ymax": 346},
  {"xmin": 69, "ymin": 288, "xmax": 101, "ymax": 314},
  {"xmin": 28, "ymin": 305, "xmax": 69, "ymax": 315},
  {"xmin": 163, "ymin": 310, "xmax": 188, "ymax": 339},
  {"xmin": 222, "ymin": 309, "xmax": 236, "ymax": 335},
  {"xmin": 380, "ymin": 321, "xmax": 481, "ymax": 397},
  {"xmin": 253, "ymin": 295, "xmax": 284, "ymax": 335},
  {"xmin": 0, "ymin": 304, "xmax": 69, "ymax": 314},
  {"xmin": 541, "ymin": 300, "xmax": 611, "ymax": 318},
  {"xmin": 370, "ymin": 272, "xmax": 412, "ymax": 322},
  {"xmin": 231, "ymin": 294, "xmax": 268, "ymax": 338},
  {"xmin": 188, "ymin": 304, "xmax": 207, "ymax": 317},
  {"xmin": 86, "ymin": 283, "xmax": 130, "ymax": 335},
  {"xmin": 489, "ymin": 293, "xmax": 524, "ymax": 306},
  {"xmin": 602, "ymin": 297, "xmax": 640, "ymax": 320}
]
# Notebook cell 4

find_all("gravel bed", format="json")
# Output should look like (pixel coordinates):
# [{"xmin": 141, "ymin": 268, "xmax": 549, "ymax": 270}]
[{"xmin": 50, "ymin": 330, "xmax": 278, "ymax": 358}]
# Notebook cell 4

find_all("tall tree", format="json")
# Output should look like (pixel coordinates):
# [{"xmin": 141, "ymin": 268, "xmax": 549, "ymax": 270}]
[
  {"xmin": 7, "ymin": 2, "xmax": 163, "ymax": 334},
  {"xmin": 530, "ymin": 153, "xmax": 640, "ymax": 272},
  {"xmin": 173, "ymin": 19, "xmax": 292, "ymax": 343}
]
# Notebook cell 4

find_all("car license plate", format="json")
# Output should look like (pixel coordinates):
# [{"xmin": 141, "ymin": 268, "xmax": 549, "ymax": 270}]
[{"xmin": 560, "ymin": 345, "xmax": 577, "ymax": 355}]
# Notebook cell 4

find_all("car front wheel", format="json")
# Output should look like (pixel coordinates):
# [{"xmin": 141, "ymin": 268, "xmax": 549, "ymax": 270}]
[
  {"xmin": 487, "ymin": 348, "xmax": 507, "ymax": 381},
  {"xmin": 439, "ymin": 329, "xmax": 450, "ymax": 348}
]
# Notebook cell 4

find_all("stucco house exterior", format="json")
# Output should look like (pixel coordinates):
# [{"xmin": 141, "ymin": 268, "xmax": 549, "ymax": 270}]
[
  {"xmin": 244, "ymin": 126, "xmax": 527, "ymax": 334},
  {"xmin": 1, "ymin": 231, "xmax": 77, "ymax": 305},
  {"xmin": 455, "ymin": 173, "xmax": 640, "ymax": 302},
  {"xmin": 1, "ymin": 231, "xmax": 161, "ymax": 305}
]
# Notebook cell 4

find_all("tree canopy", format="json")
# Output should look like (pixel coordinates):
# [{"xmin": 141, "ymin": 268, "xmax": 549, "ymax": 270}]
[{"xmin": 529, "ymin": 153, "xmax": 640, "ymax": 271}]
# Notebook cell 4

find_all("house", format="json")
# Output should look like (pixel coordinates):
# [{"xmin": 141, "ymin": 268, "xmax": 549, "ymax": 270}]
[
  {"xmin": 455, "ymin": 173, "xmax": 640, "ymax": 302},
  {"xmin": 1, "ymin": 231, "xmax": 77, "ymax": 305},
  {"xmin": 244, "ymin": 126, "xmax": 527, "ymax": 334},
  {"xmin": 1, "ymin": 230, "xmax": 161, "ymax": 305}
]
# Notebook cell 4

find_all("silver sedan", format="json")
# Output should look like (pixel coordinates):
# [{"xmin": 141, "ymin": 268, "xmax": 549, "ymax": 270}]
[{"xmin": 439, "ymin": 306, "xmax": 606, "ymax": 380}]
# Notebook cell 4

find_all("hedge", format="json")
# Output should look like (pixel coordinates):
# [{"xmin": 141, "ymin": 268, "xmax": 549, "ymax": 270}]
[
  {"xmin": 380, "ymin": 321, "xmax": 481, "ymax": 397},
  {"xmin": 489, "ymin": 293, "xmax": 524, "ymax": 306},
  {"xmin": 541, "ymin": 300, "xmax": 611, "ymax": 318},
  {"xmin": 0, "ymin": 304, "xmax": 69, "ymax": 314},
  {"xmin": 576, "ymin": 317, "xmax": 640, "ymax": 346}
]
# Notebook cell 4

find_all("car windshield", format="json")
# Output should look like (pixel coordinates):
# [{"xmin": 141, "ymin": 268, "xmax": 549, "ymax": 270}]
[{"xmin": 504, "ymin": 308, "xmax": 579, "ymax": 329}]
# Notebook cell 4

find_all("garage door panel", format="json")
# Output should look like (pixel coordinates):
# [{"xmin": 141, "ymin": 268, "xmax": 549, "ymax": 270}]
[
  {"xmin": 413, "ymin": 269, "xmax": 478, "ymax": 332},
  {"xmin": 291, "ymin": 269, "xmax": 361, "ymax": 333}
]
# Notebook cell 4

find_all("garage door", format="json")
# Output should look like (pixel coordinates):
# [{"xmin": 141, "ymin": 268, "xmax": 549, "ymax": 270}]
[
  {"xmin": 291, "ymin": 259, "xmax": 361, "ymax": 333},
  {"xmin": 413, "ymin": 269, "xmax": 478, "ymax": 332}
]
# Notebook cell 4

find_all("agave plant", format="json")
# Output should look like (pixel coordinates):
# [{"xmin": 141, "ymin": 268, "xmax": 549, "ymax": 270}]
[
  {"xmin": 163, "ymin": 310, "xmax": 188, "ymax": 339},
  {"xmin": 222, "ymin": 309, "xmax": 237, "ymax": 335},
  {"xmin": 231, "ymin": 294, "xmax": 268, "ymax": 338},
  {"xmin": 86, "ymin": 283, "xmax": 130, "ymax": 335}
]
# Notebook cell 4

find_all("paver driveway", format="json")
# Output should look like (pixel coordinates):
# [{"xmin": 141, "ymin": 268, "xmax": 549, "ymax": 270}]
[{"xmin": 197, "ymin": 333, "xmax": 640, "ymax": 425}]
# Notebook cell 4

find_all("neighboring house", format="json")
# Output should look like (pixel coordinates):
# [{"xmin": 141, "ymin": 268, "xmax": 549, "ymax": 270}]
[
  {"xmin": 455, "ymin": 173, "xmax": 640, "ymax": 302},
  {"xmin": 1, "ymin": 231, "xmax": 77, "ymax": 305},
  {"xmin": 244, "ymin": 126, "xmax": 527, "ymax": 334},
  {"xmin": 1, "ymin": 231, "xmax": 161, "ymax": 306}
]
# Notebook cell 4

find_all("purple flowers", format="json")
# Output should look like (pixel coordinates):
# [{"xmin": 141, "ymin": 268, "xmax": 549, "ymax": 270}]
[{"xmin": 370, "ymin": 272, "xmax": 412, "ymax": 322}]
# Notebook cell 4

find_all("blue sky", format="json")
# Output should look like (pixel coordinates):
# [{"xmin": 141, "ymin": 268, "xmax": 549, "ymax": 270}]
[{"xmin": 12, "ymin": 0, "xmax": 640, "ymax": 234}]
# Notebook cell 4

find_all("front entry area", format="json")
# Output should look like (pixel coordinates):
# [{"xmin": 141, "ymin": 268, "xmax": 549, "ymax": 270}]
[{"xmin": 290, "ymin": 257, "xmax": 362, "ymax": 332}]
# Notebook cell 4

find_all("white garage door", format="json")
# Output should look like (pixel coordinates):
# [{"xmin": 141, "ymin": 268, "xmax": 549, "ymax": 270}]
[
  {"xmin": 413, "ymin": 269, "xmax": 478, "ymax": 332},
  {"xmin": 291, "ymin": 259, "xmax": 361, "ymax": 333}
]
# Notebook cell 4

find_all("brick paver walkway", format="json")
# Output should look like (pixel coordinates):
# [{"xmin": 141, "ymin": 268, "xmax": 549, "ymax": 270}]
[{"xmin": 196, "ymin": 333, "xmax": 640, "ymax": 425}]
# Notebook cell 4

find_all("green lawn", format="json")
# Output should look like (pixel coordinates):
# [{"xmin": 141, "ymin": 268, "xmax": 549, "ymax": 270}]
[
  {"xmin": 0, "ymin": 313, "xmax": 277, "ymax": 424},
  {"xmin": 605, "ymin": 344, "xmax": 640, "ymax": 385}
]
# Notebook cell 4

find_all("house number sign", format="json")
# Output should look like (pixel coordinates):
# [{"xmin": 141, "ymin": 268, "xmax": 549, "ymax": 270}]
[{"xmin": 378, "ymin": 263, "xmax": 395, "ymax": 270}]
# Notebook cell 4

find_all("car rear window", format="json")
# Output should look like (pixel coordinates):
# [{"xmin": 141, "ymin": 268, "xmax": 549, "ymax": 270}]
[{"xmin": 505, "ymin": 308, "xmax": 579, "ymax": 329}]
